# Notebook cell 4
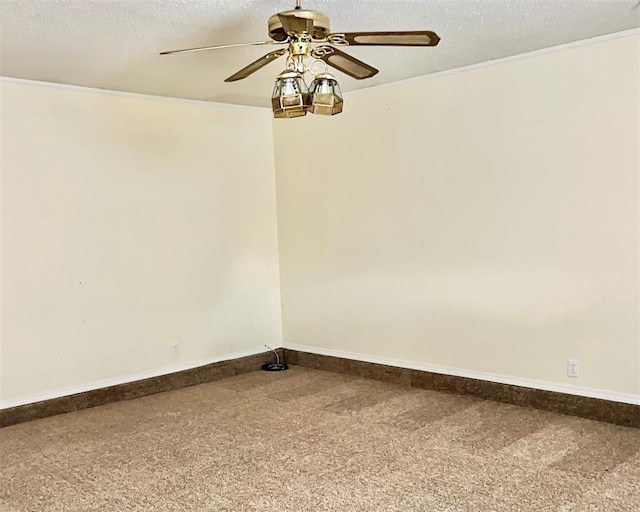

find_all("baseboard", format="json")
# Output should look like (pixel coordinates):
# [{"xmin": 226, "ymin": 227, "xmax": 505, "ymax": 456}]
[
  {"xmin": 283, "ymin": 345, "xmax": 640, "ymax": 428},
  {"xmin": 0, "ymin": 345, "xmax": 276, "ymax": 410},
  {"xmin": 0, "ymin": 347, "xmax": 282, "ymax": 428},
  {"xmin": 283, "ymin": 343, "xmax": 639, "ymax": 405},
  {"xmin": 4, "ymin": 344, "xmax": 636, "ymax": 429}
]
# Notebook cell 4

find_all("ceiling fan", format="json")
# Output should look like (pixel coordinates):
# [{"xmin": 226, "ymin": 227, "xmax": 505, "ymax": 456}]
[{"xmin": 160, "ymin": 1, "xmax": 440, "ymax": 118}]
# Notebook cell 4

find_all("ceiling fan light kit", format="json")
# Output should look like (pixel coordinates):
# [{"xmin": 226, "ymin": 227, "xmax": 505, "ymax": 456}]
[
  {"xmin": 160, "ymin": 1, "xmax": 440, "ymax": 119},
  {"xmin": 271, "ymin": 69, "xmax": 343, "ymax": 118}
]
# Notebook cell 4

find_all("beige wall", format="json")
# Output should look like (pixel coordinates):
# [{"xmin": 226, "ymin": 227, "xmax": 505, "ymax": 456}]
[
  {"xmin": 274, "ymin": 35, "xmax": 640, "ymax": 398},
  {"xmin": 2, "ymin": 33, "xmax": 638, "ymax": 407},
  {"xmin": 1, "ymin": 81, "xmax": 282, "ymax": 404}
]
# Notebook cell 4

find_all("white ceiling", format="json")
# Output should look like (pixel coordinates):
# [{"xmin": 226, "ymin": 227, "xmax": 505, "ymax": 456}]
[{"xmin": 1, "ymin": 1, "xmax": 639, "ymax": 108}]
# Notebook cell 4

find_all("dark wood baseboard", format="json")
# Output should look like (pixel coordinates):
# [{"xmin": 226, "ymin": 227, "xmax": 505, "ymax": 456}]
[
  {"xmin": 3, "ymin": 348, "xmax": 637, "ymax": 429},
  {"xmin": 283, "ymin": 349, "xmax": 640, "ymax": 428},
  {"xmin": 0, "ymin": 350, "xmax": 282, "ymax": 428}
]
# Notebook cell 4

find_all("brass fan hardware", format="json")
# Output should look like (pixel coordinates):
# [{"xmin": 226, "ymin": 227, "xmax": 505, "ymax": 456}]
[{"xmin": 160, "ymin": 0, "xmax": 440, "ymax": 118}]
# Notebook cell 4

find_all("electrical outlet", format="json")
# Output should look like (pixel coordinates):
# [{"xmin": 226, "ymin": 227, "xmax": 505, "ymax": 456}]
[
  {"xmin": 567, "ymin": 359, "xmax": 579, "ymax": 378},
  {"xmin": 171, "ymin": 343, "xmax": 180, "ymax": 357}
]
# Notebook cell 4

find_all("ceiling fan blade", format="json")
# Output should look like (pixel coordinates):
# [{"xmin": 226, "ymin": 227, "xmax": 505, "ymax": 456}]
[
  {"xmin": 224, "ymin": 48, "xmax": 287, "ymax": 82},
  {"xmin": 313, "ymin": 46, "xmax": 378, "ymax": 80},
  {"xmin": 160, "ymin": 41, "xmax": 281, "ymax": 56},
  {"xmin": 277, "ymin": 13, "xmax": 314, "ymax": 35},
  {"xmin": 329, "ymin": 30, "xmax": 440, "ymax": 47}
]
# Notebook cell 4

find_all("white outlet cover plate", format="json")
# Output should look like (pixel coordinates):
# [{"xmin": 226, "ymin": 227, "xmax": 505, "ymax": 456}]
[{"xmin": 567, "ymin": 359, "xmax": 580, "ymax": 378}]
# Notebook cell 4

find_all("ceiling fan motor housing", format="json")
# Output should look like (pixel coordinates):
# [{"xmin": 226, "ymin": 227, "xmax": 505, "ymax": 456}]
[{"xmin": 268, "ymin": 9, "xmax": 331, "ymax": 41}]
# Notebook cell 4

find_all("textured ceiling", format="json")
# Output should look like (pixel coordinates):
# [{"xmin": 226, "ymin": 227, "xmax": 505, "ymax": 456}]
[{"xmin": 1, "ymin": 1, "xmax": 639, "ymax": 107}]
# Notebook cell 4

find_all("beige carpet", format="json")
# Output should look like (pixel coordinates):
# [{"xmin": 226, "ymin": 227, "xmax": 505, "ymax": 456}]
[{"xmin": 1, "ymin": 366, "xmax": 639, "ymax": 511}]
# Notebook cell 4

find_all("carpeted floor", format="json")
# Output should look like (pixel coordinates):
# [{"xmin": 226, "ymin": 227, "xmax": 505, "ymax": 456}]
[{"xmin": 1, "ymin": 366, "xmax": 639, "ymax": 511}]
